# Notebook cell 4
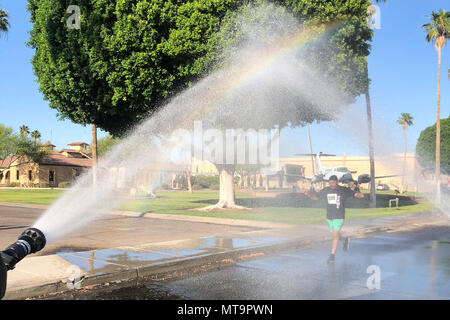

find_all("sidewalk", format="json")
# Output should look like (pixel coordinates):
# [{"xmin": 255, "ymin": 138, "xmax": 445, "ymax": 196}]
[{"xmin": 2, "ymin": 207, "xmax": 448, "ymax": 299}]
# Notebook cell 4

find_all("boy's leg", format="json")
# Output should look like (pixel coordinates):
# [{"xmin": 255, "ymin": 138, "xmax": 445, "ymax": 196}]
[
  {"xmin": 336, "ymin": 220, "xmax": 350, "ymax": 251},
  {"xmin": 331, "ymin": 230, "xmax": 339, "ymax": 255},
  {"xmin": 327, "ymin": 219, "xmax": 343, "ymax": 263},
  {"xmin": 327, "ymin": 219, "xmax": 345, "ymax": 262}
]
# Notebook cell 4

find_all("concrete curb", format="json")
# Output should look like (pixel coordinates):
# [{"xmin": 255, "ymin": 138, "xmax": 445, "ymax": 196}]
[
  {"xmin": 3, "ymin": 213, "xmax": 447, "ymax": 300},
  {"xmin": 0, "ymin": 201, "xmax": 293, "ymax": 229},
  {"xmin": 107, "ymin": 210, "xmax": 293, "ymax": 229}
]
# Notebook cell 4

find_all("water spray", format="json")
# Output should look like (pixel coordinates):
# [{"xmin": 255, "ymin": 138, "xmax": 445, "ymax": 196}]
[{"xmin": 0, "ymin": 228, "xmax": 46, "ymax": 299}]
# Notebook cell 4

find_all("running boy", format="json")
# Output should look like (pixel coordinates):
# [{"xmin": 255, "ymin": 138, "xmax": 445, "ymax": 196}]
[{"xmin": 304, "ymin": 175, "xmax": 364, "ymax": 263}]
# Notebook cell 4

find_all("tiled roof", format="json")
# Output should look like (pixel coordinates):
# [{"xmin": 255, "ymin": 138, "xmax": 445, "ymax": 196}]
[
  {"xmin": 59, "ymin": 149, "xmax": 85, "ymax": 153},
  {"xmin": 41, "ymin": 151, "xmax": 93, "ymax": 167},
  {"xmin": 0, "ymin": 156, "xmax": 19, "ymax": 169}
]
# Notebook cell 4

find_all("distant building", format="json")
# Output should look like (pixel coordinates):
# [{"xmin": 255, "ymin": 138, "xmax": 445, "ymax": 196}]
[
  {"xmin": 0, "ymin": 142, "xmax": 93, "ymax": 187},
  {"xmin": 190, "ymin": 153, "xmax": 422, "ymax": 192}
]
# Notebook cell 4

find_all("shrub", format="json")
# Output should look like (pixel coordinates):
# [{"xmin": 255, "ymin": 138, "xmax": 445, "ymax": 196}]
[
  {"xmin": 160, "ymin": 183, "xmax": 170, "ymax": 190},
  {"xmin": 416, "ymin": 117, "xmax": 450, "ymax": 174},
  {"xmin": 58, "ymin": 181, "xmax": 70, "ymax": 188},
  {"xmin": 191, "ymin": 175, "xmax": 219, "ymax": 189},
  {"xmin": 6, "ymin": 182, "xmax": 20, "ymax": 187}
]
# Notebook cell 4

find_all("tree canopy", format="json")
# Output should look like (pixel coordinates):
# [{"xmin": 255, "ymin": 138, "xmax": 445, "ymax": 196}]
[
  {"xmin": 0, "ymin": 124, "xmax": 49, "ymax": 163},
  {"xmin": 0, "ymin": 124, "xmax": 18, "ymax": 159},
  {"xmin": 0, "ymin": 8, "xmax": 9, "ymax": 36},
  {"xmin": 416, "ymin": 117, "xmax": 450, "ymax": 175},
  {"xmin": 28, "ymin": 0, "xmax": 373, "ymax": 137},
  {"xmin": 97, "ymin": 134, "xmax": 121, "ymax": 157}
]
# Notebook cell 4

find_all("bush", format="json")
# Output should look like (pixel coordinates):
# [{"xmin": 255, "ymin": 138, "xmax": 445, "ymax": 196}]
[
  {"xmin": 416, "ymin": 117, "xmax": 450, "ymax": 174},
  {"xmin": 58, "ymin": 181, "xmax": 70, "ymax": 188},
  {"xmin": 6, "ymin": 182, "xmax": 20, "ymax": 187},
  {"xmin": 191, "ymin": 175, "xmax": 220, "ymax": 189},
  {"xmin": 160, "ymin": 183, "xmax": 170, "ymax": 190}
]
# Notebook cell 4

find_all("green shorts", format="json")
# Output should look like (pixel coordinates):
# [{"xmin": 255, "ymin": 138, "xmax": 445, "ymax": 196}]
[{"xmin": 327, "ymin": 219, "xmax": 344, "ymax": 232}]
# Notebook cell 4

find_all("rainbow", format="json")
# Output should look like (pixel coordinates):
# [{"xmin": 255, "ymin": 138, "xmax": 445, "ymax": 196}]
[
  {"xmin": 185, "ymin": 21, "xmax": 341, "ymax": 123},
  {"xmin": 128, "ymin": 21, "xmax": 342, "ymax": 178}
]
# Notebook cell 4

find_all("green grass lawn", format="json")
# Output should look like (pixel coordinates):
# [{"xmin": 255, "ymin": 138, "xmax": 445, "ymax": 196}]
[
  {"xmin": 0, "ymin": 188, "xmax": 435, "ymax": 225},
  {"xmin": 0, "ymin": 188, "xmax": 64, "ymax": 205}
]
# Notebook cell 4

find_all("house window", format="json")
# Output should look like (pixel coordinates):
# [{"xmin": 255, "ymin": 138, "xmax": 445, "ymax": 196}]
[
  {"xmin": 28, "ymin": 170, "xmax": 32, "ymax": 181},
  {"xmin": 16, "ymin": 170, "xmax": 19, "ymax": 180},
  {"xmin": 49, "ymin": 170, "xmax": 54, "ymax": 182}
]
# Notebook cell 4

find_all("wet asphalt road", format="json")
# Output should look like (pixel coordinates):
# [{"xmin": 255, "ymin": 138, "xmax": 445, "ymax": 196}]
[{"xmin": 90, "ymin": 225, "xmax": 450, "ymax": 300}]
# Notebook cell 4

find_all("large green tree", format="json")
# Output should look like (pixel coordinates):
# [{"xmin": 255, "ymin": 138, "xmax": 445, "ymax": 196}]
[
  {"xmin": 28, "ymin": 0, "xmax": 374, "ymax": 208},
  {"xmin": 193, "ymin": 1, "xmax": 373, "ymax": 208},
  {"xmin": 0, "ymin": 124, "xmax": 49, "ymax": 165},
  {"xmin": 27, "ymin": 0, "xmax": 242, "ymax": 136},
  {"xmin": 416, "ymin": 117, "xmax": 450, "ymax": 176},
  {"xmin": 28, "ymin": 0, "xmax": 372, "ymax": 136},
  {"xmin": 0, "ymin": 124, "xmax": 18, "ymax": 160}
]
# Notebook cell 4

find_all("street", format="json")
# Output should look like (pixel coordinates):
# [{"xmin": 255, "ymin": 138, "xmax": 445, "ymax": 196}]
[
  {"xmin": 90, "ymin": 226, "xmax": 450, "ymax": 300},
  {"xmin": 0, "ymin": 204, "xmax": 256, "ymax": 255}
]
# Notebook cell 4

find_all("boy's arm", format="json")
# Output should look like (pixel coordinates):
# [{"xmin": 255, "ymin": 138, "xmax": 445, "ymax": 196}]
[
  {"xmin": 352, "ymin": 185, "xmax": 365, "ymax": 199},
  {"xmin": 304, "ymin": 188, "xmax": 321, "ymax": 201}
]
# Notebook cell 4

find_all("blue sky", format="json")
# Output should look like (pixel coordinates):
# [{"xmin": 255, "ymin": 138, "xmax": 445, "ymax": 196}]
[{"xmin": 0, "ymin": 0, "xmax": 448, "ymax": 157}]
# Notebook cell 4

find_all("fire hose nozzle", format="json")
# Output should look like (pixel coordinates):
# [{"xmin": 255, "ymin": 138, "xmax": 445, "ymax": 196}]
[{"xmin": 0, "ymin": 228, "xmax": 46, "ymax": 271}]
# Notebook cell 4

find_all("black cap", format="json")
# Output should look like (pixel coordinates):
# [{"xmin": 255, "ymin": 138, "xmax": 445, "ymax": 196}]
[{"xmin": 329, "ymin": 175, "xmax": 338, "ymax": 181}]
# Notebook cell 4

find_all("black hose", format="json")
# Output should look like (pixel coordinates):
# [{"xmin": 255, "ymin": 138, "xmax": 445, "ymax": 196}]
[
  {"xmin": 0, "ymin": 254, "xmax": 7, "ymax": 299},
  {"xmin": 0, "ymin": 228, "xmax": 46, "ymax": 299}
]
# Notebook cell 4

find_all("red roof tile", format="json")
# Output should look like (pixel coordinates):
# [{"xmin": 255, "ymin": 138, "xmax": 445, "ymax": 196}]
[
  {"xmin": 0, "ymin": 156, "xmax": 19, "ymax": 169},
  {"xmin": 41, "ymin": 152, "xmax": 93, "ymax": 167}
]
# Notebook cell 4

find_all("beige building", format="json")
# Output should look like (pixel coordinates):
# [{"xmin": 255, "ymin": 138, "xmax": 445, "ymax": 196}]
[
  {"xmin": 0, "ymin": 142, "xmax": 93, "ymax": 188},
  {"xmin": 190, "ymin": 153, "xmax": 420, "ymax": 191}
]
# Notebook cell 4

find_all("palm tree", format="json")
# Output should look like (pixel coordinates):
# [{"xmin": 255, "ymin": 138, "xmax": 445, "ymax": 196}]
[
  {"xmin": 397, "ymin": 113, "xmax": 413, "ymax": 191},
  {"xmin": 19, "ymin": 125, "xmax": 29, "ymax": 137},
  {"xmin": 31, "ymin": 130, "xmax": 41, "ymax": 145},
  {"xmin": 0, "ymin": 9, "xmax": 9, "ymax": 37},
  {"xmin": 423, "ymin": 9, "xmax": 450, "ymax": 203},
  {"xmin": 307, "ymin": 124, "xmax": 315, "ymax": 174},
  {"xmin": 364, "ymin": 0, "xmax": 387, "ymax": 208},
  {"xmin": 92, "ymin": 124, "xmax": 98, "ymax": 184}
]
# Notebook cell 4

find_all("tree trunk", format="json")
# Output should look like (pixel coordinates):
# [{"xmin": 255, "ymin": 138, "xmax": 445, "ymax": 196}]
[
  {"xmin": 198, "ymin": 165, "xmax": 246, "ymax": 210},
  {"xmin": 435, "ymin": 46, "xmax": 441, "ymax": 204},
  {"xmin": 92, "ymin": 124, "xmax": 98, "ymax": 185},
  {"xmin": 186, "ymin": 171, "xmax": 192, "ymax": 193},
  {"xmin": 307, "ymin": 124, "xmax": 315, "ymax": 174},
  {"xmin": 218, "ymin": 166, "xmax": 236, "ymax": 207},
  {"xmin": 401, "ymin": 126, "xmax": 407, "ymax": 192},
  {"xmin": 364, "ymin": 61, "xmax": 376, "ymax": 208}
]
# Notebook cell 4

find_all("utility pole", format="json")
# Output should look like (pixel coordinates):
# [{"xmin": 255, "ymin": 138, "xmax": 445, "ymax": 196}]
[
  {"xmin": 92, "ymin": 124, "xmax": 98, "ymax": 185},
  {"xmin": 307, "ymin": 124, "xmax": 315, "ymax": 174},
  {"xmin": 365, "ymin": 58, "xmax": 377, "ymax": 208}
]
